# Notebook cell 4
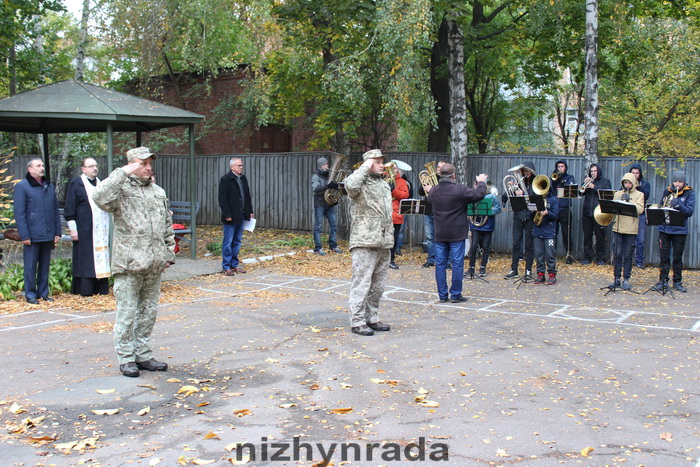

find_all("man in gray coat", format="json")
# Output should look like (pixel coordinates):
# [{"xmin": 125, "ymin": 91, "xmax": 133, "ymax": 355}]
[
  {"xmin": 93, "ymin": 147, "xmax": 176, "ymax": 377},
  {"xmin": 343, "ymin": 149, "xmax": 394, "ymax": 336}
]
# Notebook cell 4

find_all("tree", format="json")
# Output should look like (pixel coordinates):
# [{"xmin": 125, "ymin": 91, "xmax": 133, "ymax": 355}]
[{"xmin": 583, "ymin": 0, "xmax": 598, "ymax": 167}]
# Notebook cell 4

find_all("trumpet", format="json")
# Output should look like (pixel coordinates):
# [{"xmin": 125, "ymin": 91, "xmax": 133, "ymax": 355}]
[
  {"xmin": 661, "ymin": 185, "xmax": 681, "ymax": 208},
  {"xmin": 419, "ymin": 161, "xmax": 439, "ymax": 187},
  {"xmin": 551, "ymin": 171, "xmax": 559, "ymax": 181},
  {"xmin": 579, "ymin": 176, "xmax": 594, "ymax": 194},
  {"xmin": 532, "ymin": 174, "xmax": 550, "ymax": 226}
]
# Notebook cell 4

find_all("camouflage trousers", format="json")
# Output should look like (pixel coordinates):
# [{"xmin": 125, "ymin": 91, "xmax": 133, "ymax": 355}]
[
  {"xmin": 113, "ymin": 273, "xmax": 162, "ymax": 364},
  {"xmin": 348, "ymin": 248, "xmax": 390, "ymax": 328}
]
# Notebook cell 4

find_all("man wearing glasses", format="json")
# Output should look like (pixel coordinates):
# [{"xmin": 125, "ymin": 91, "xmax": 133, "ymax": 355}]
[{"xmin": 218, "ymin": 158, "xmax": 254, "ymax": 276}]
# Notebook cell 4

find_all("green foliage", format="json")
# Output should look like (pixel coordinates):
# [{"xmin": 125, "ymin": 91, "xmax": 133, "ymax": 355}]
[
  {"xmin": 0, "ymin": 258, "xmax": 73, "ymax": 301},
  {"xmin": 268, "ymin": 235, "xmax": 313, "ymax": 249},
  {"xmin": 206, "ymin": 241, "xmax": 222, "ymax": 256},
  {"xmin": 600, "ymin": 16, "xmax": 700, "ymax": 165}
]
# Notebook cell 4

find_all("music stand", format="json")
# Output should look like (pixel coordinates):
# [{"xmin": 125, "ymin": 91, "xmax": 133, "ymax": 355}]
[
  {"xmin": 642, "ymin": 206, "xmax": 684, "ymax": 298},
  {"xmin": 597, "ymin": 189, "xmax": 615, "ymax": 201},
  {"xmin": 557, "ymin": 185, "xmax": 580, "ymax": 199},
  {"xmin": 599, "ymin": 199, "xmax": 639, "ymax": 218},
  {"xmin": 528, "ymin": 194, "xmax": 546, "ymax": 213},
  {"xmin": 399, "ymin": 199, "xmax": 432, "ymax": 216},
  {"xmin": 509, "ymin": 196, "xmax": 528, "ymax": 212}
]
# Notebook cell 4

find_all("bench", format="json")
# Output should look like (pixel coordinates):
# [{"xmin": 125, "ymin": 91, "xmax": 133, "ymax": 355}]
[{"xmin": 170, "ymin": 201, "xmax": 200, "ymax": 251}]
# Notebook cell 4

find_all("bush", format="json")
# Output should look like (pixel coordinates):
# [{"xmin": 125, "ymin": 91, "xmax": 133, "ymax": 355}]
[
  {"xmin": 0, "ymin": 257, "xmax": 73, "ymax": 300},
  {"xmin": 206, "ymin": 241, "xmax": 222, "ymax": 256}
]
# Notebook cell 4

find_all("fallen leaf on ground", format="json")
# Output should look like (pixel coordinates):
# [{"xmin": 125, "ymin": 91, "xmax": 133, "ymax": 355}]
[
  {"xmin": 177, "ymin": 385, "xmax": 199, "ymax": 396},
  {"xmin": 203, "ymin": 432, "xmax": 220, "ymax": 440},
  {"xmin": 581, "ymin": 446, "xmax": 594, "ymax": 457},
  {"xmin": 138, "ymin": 407, "xmax": 151, "ymax": 416},
  {"xmin": 329, "ymin": 407, "xmax": 353, "ymax": 414},
  {"xmin": 95, "ymin": 389, "xmax": 115, "ymax": 395},
  {"xmin": 91, "ymin": 409, "xmax": 119, "ymax": 415},
  {"xmin": 234, "ymin": 409, "xmax": 252, "ymax": 417}
]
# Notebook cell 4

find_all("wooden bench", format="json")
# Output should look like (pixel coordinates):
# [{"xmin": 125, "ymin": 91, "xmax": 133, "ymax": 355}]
[{"xmin": 170, "ymin": 201, "xmax": 200, "ymax": 250}]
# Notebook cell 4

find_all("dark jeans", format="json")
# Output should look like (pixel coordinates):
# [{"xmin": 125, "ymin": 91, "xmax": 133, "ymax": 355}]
[
  {"xmin": 582, "ymin": 215, "xmax": 607, "ymax": 262},
  {"xmin": 390, "ymin": 224, "xmax": 402, "ymax": 262},
  {"xmin": 511, "ymin": 218, "xmax": 534, "ymax": 272},
  {"xmin": 533, "ymin": 236, "xmax": 556, "ymax": 274},
  {"xmin": 634, "ymin": 212, "xmax": 647, "ymax": 265},
  {"xmin": 658, "ymin": 232, "xmax": 686, "ymax": 284},
  {"xmin": 468, "ymin": 230, "xmax": 493, "ymax": 269},
  {"xmin": 23, "ymin": 241, "xmax": 53, "ymax": 300},
  {"xmin": 555, "ymin": 206, "xmax": 572, "ymax": 256},
  {"xmin": 313, "ymin": 205, "xmax": 338, "ymax": 251},
  {"xmin": 435, "ymin": 240, "xmax": 465, "ymax": 300},
  {"xmin": 612, "ymin": 232, "xmax": 635, "ymax": 280},
  {"xmin": 396, "ymin": 222, "xmax": 406, "ymax": 253}
]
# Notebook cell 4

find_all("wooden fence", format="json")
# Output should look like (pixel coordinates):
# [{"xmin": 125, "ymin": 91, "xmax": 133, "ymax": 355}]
[{"xmin": 6, "ymin": 152, "xmax": 699, "ymax": 268}]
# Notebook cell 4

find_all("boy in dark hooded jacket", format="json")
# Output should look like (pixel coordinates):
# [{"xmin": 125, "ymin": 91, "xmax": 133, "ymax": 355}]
[
  {"xmin": 551, "ymin": 160, "xmax": 576, "ymax": 263},
  {"xmin": 532, "ymin": 187, "xmax": 559, "ymax": 284},
  {"xmin": 581, "ymin": 163, "xmax": 611, "ymax": 265},
  {"xmin": 501, "ymin": 161, "xmax": 536, "ymax": 280},
  {"xmin": 651, "ymin": 170, "xmax": 695, "ymax": 293}
]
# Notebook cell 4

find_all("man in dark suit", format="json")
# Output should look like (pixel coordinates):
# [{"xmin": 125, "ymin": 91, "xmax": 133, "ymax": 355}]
[
  {"xmin": 13, "ymin": 158, "xmax": 61, "ymax": 304},
  {"xmin": 218, "ymin": 158, "xmax": 254, "ymax": 276}
]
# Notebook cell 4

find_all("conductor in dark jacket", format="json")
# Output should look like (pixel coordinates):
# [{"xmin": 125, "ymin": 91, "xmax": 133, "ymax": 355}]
[
  {"xmin": 218, "ymin": 157, "xmax": 253, "ymax": 276},
  {"xmin": 427, "ymin": 164, "xmax": 487, "ymax": 303},
  {"xmin": 13, "ymin": 158, "xmax": 61, "ymax": 304}
]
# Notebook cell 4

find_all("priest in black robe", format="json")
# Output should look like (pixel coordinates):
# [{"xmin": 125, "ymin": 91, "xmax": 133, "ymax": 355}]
[{"xmin": 64, "ymin": 158, "xmax": 111, "ymax": 296}]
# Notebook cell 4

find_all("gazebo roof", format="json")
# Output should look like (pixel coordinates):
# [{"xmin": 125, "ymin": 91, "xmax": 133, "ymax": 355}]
[{"xmin": 0, "ymin": 79, "xmax": 204, "ymax": 133}]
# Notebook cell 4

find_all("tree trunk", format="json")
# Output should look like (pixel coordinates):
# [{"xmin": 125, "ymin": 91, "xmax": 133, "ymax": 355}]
[
  {"xmin": 427, "ymin": 17, "xmax": 450, "ymax": 153},
  {"xmin": 584, "ymin": 0, "xmax": 599, "ymax": 168},
  {"xmin": 447, "ymin": 15, "xmax": 468, "ymax": 183},
  {"xmin": 75, "ymin": 0, "xmax": 90, "ymax": 82}
]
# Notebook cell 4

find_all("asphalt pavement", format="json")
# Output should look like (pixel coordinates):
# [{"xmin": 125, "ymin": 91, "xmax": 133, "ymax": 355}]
[{"xmin": 1, "ymin": 258, "xmax": 699, "ymax": 466}]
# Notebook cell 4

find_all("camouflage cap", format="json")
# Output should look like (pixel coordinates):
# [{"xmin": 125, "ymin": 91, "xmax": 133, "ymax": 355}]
[
  {"xmin": 126, "ymin": 147, "xmax": 157, "ymax": 161},
  {"xmin": 362, "ymin": 149, "xmax": 384, "ymax": 161}
]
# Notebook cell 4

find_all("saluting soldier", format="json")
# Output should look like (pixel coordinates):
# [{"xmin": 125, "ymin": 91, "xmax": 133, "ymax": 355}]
[{"xmin": 93, "ymin": 147, "xmax": 176, "ymax": 378}]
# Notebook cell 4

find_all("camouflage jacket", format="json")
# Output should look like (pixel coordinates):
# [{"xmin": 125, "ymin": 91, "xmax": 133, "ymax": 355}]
[
  {"xmin": 344, "ymin": 164, "xmax": 393, "ymax": 250},
  {"xmin": 92, "ymin": 168, "xmax": 176, "ymax": 275}
]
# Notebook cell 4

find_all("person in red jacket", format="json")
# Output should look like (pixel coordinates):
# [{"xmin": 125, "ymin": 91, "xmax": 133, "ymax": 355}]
[{"xmin": 389, "ymin": 168, "xmax": 409, "ymax": 269}]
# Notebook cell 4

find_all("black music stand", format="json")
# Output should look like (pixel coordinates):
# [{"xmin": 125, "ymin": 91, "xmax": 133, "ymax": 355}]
[
  {"xmin": 641, "ymin": 206, "xmax": 685, "ymax": 298},
  {"xmin": 599, "ymin": 199, "xmax": 639, "ymax": 218},
  {"xmin": 509, "ymin": 196, "xmax": 529, "ymax": 212},
  {"xmin": 399, "ymin": 199, "xmax": 432, "ymax": 216}
]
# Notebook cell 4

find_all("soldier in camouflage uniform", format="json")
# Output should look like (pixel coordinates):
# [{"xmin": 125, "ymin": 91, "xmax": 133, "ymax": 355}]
[
  {"xmin": 344, "ymin": 149, "xmax": 394, "ymax": 336},
  {"xmin": 93, "ymin": 147, "xmax": 176, "ymax": 377}
]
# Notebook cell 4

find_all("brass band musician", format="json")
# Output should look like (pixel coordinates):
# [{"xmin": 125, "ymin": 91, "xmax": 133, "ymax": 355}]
[
  {"xmin": 501, "ymin": 161, "xmax": 537, "ymax": 280},
  {"xmin": 607, "ymin": 173, "xmax": 644, "ymax": 291},
  {"xmin": 651, "ymin": 170, "xmax": 695, "ymax": 293},
  {"xmin": 581, "ymin": 164, "xmax": 611, "ymax": 265},
  {"xmin": 551, "ymin": 160, "xmax": 576, "ymax": 263}
]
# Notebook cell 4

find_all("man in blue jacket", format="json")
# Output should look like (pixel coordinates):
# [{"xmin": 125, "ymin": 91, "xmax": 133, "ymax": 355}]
[
  {"xmin": 13, "ymin": 158, "xmax": 61, "ymax": 304},
  {"xmin": 652, "ymin": 170, "xmax": 695, "ymax": 293}
]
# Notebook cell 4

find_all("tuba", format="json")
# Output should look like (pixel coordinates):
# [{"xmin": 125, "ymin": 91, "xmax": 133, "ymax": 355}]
[
  {"xmin": 419, "ymin": 161, "xmax": 439, "ymax": 187},
  {"xmin": 594, "ymin": 204, "xmax": 614, "ymax": 226},
  {"xmin": 324, "ymin": 153, "xmax": 348, "ymax": 205},
  {"xmin": 469, "ymin": 180, "xmax": 498, "ymax": 227},
  {"xmin": 502, "ymin": 164, "xmax": 530, "ymax": 200},
  {"xmin": 532, "ymin": 174, "xmax": 550, "ymax": 226}
]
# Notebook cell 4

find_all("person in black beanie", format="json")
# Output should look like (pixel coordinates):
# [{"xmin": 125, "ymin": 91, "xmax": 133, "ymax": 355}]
[
  {"xmin": 551, "ymin": 160, "xmax": 576, "ymax": 263},
  {"xmin": 580, "ymin": 163, "xmax": 611, "ymax": 265},
  {"xmin": 652, "ymin": 170, "xmax": 695, "ymax": 293},
  {"xmin": 502, "ymin": 161, "xmax": 536, "ymax": 280}
]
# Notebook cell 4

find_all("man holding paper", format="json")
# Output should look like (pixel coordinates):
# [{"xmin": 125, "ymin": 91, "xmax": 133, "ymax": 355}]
[{"xmin": 219, "ymin": 157, "xmax": 254, "ymax": 276}]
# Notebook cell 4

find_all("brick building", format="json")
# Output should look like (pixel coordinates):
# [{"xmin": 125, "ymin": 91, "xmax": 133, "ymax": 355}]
[{"xmin": 127, "ymin": 66, "xmax": 397, "ymax": 155}]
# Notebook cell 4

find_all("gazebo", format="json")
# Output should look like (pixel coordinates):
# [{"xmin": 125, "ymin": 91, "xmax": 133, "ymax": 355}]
[{"xmin": 0, "ymin": 79, "xmax": 205, "ymax": 259}]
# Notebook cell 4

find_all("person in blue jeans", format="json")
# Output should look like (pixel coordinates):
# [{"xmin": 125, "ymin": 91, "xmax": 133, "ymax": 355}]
[
  {"xmin": 419, "ymin": 161, "xmax": 446, "ymax": 268},
  {"xmin": 218, "ymin": 157, "xmax": 254, "ymax": 276},
  {"xmin": 628, "ymin": 164, "xmax": 650, "ymax": 268},
  {"xmin": 426, "ymin": 164, "xmax": 487, "ymax": 303},
  {"xmin": 311, "ymin": 157, "xmax": 342, "ymax": 255}
]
